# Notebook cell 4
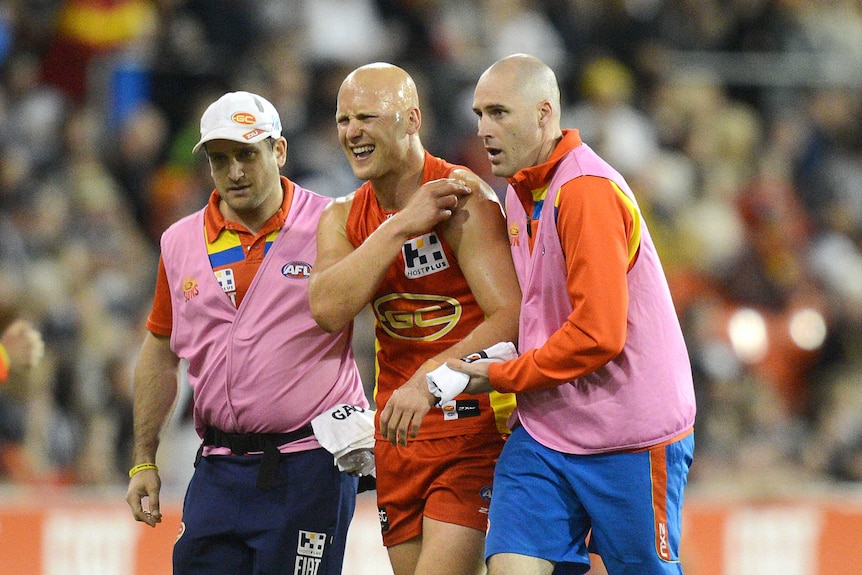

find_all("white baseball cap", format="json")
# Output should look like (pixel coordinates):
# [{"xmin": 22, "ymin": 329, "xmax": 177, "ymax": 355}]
[{"xmin": 192, "ymin": 91, "xmax": 282, "ymax": 154}]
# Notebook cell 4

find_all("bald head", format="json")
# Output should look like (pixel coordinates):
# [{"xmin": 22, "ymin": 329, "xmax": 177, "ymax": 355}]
[
  {"xmin": 479, "ymin": 54, "xmax": 561, "ymax": 121},
  {"xmin": 473, "ymin": 54, "xmax": 563, "ymax": 177},
  {"xmin": 335, "ymin": 62, "xmax": 426, "ymax": 185},
  {"xmin": 339, "ymin": 62, "xmax": 419, "ymax": 113}
]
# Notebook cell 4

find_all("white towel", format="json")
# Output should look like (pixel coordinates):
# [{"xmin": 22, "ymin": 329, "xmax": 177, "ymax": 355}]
[
  {"xmin": 426, "ymin": 342, "xmax": 519, "ymax": 407},
  {"xmin": 311, "ymin": 404, "xmax": 376, "ymax": 476}
]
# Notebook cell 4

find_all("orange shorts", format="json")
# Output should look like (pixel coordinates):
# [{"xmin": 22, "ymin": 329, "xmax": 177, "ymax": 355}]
[{"xmin": 375, "ymin": 432, "xmax": 506, "ymax": 547}]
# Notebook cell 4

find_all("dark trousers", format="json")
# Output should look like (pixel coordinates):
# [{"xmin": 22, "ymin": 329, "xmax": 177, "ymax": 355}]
[{"xmin": 173, "ymin": 448, "xmax": 357, "ymax": 575}]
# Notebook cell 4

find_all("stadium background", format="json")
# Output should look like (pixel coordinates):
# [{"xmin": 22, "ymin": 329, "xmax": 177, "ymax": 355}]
[{"xmin": 1, "ymin": 1, "xmax": 861, "ymax": 573}]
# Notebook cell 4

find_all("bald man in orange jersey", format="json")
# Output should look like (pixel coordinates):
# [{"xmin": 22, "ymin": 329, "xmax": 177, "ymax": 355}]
[{"xmin": 309, "ymin": 63, "xmax": 521, "ymax": 575}]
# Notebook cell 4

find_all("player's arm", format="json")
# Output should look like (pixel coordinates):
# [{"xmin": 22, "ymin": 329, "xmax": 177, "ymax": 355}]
[
  {"xmin": 439, "ymin": 169, "xmax": 521, "ymax": 357},
  {"xmin": 310, "ymin": 180, "xmax": 472, "ymax": 333},
  {"xmin": 126, "ymin": 332, "xmax": 179, "ymax": 527},
  {"xmin": 309, "ymin": 195, "xmax": 396, "ymax": 332},
  {"xmin": 379, "ymin": 170, "xmax": 521, "ymax": 445}
]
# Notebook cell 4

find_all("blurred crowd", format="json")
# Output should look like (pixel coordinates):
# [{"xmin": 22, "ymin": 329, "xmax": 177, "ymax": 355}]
[{"xmin": 1, "ymin": 0, "xmax": 861, "ymax": 495}]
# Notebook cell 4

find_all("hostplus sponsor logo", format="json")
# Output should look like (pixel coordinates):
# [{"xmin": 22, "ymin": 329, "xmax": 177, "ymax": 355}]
[
  {"xmin": 215, "ymin": 268, "xmax": 236, "ymax": 293},
  {"xmin": 402, "ymin": 232, "xmax": 449, "ymax": 279},
  {"xmin": 294, "ymin": 530, "xmax": 326, "ymax": 575}
]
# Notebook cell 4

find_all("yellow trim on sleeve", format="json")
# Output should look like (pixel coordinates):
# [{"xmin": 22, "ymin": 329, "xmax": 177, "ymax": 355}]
[{"xmin": 609, "ymin": 181, "xmax": 642, "ymax": 265}]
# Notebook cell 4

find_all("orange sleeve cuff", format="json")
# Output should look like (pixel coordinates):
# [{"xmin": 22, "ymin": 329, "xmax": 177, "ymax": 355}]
[{"xmin": 487, "ymin": 350, "xmax": 554, "ymax": 394}]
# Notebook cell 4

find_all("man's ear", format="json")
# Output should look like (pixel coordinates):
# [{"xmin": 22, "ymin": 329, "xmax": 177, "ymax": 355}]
[
  {"xmin": 537, "ymin": 100, "xmax": 553, "ymax": 128},
  {"xmin": 274, "ymin": 137, "xmax": 288, "ymax": 167},
  {"xmin": 406, "ymin": 107, "xmax": 422, "ymax": 135}
]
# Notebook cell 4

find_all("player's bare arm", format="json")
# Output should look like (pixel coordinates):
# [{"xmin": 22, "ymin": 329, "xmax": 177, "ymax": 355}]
[
  {"xmin": 309, "ymin": 194, "xmax": 381, "ymax": 332},
  {"xmin": 443, "ymin": 169, "xmax": 521, "ymax": 356},
  {"xmin": 126, "ymin": 333, "xmax": 180, "ymax": 527},
  {"xmin": 310, "ymin": 179, "xmax": 472, "ymax": 333},
  {"xmin": 379, "ymin": 171, "xmax": 521, "ymax": 446}
]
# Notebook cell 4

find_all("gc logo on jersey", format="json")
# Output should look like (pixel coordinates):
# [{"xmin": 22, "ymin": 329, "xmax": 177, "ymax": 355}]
[
  {"xmin": 374, "ymin": 293, "xmax": 461, "ymax": 341},
  {"xmin": 403, "ymin": 232, "xmax": 449, "ymax": 279},
  {"xmin": 282, "ymin": 260, "xmax": 312, "ymax": 279}
]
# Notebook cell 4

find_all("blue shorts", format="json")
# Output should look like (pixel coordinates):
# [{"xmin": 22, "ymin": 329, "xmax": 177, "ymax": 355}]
[
  {"xmin": 173, "ymin": 448, "xmax": 357, "ymax": 575},
  {"xmin": 486, "ymin": 426, "xmax": 694, "ymax": 575}
]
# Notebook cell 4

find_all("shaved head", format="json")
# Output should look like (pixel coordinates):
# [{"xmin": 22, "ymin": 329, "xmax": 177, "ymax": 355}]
[
  {"xmin": 479, "ymin": 53, "xmax": 561, "ymax": 124},
  {"xmin": 339, "ymin": 62, "xmax": 419, "ymax": 114},
  {"xmin": 473, "ymin": 54, "xmax": 563, "ymax": 177},
  {"xmin": 335, "ymin": 62, "xmax": 425, "ymax": 188}
]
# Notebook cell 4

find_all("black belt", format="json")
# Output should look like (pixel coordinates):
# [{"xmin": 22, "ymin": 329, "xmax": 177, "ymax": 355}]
[{"xmin": 197, "ymin": 425, "xmax": 314, "ymax": 490}]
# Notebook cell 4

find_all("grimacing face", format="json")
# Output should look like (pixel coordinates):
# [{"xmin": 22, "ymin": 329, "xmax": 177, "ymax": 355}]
[
  {"xmin": 472, "ymin": 74, "xmax": 544, "ymax": 179},
  {"xmin": 335, "ymin": 77, "xmax": 413, "ymax": 182},
  {"xmin": 205, "ymin": 138, "xmax": 285, "ymax": 218}
]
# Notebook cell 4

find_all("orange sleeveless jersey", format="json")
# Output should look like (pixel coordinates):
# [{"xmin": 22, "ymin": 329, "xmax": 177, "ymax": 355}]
[{"xmin": 346, "ymin": 153, "xmax": 514, "ymax": 439}]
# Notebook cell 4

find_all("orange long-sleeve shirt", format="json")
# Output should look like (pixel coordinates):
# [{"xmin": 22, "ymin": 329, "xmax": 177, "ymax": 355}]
[{"xmin": 490, "ymin": 132, "xmax": 639, "ymax": 392}]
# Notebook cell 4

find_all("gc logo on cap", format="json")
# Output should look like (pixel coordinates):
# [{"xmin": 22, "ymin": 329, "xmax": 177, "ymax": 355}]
[
  {"xmin": 192, "ymin": 91, "xmax": 283, "ymax": 154},
  {"xmin": 232, "ymin": 112, "xmax": 257, "ymax": 125}
]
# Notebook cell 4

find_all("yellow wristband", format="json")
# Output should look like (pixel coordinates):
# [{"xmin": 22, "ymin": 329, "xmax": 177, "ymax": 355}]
[{"xmin": 128, "ymin": 463, "xmax": 159, "ymax": 478}]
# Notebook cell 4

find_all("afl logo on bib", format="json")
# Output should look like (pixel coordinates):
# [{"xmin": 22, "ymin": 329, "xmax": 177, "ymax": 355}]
[{"xmin": 282, "ymin": 261, "xmax": 312, "ymax": 279}]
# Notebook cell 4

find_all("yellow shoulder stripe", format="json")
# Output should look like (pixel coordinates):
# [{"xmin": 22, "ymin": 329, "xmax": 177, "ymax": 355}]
[{"xmin": 609, "ymin": 181, "xmax": 641, "ymax": 264}]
